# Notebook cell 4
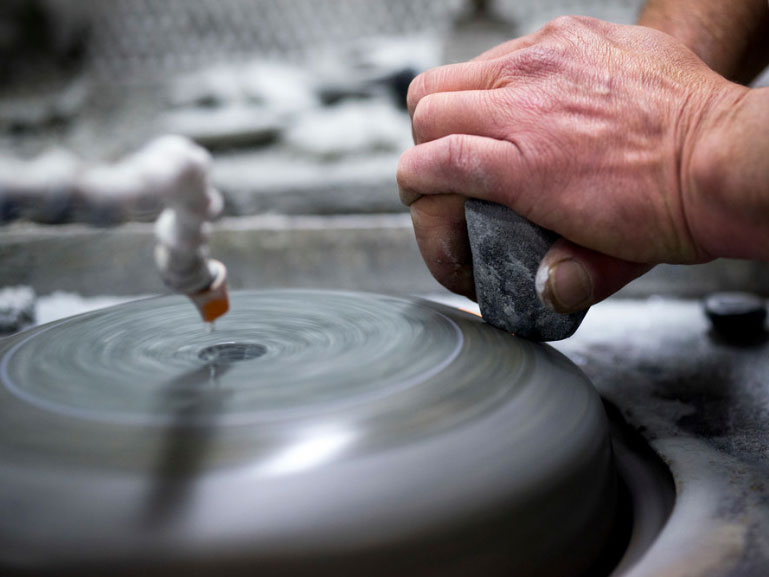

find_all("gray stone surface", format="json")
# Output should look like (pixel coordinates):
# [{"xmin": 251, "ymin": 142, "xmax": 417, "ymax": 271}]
[
  {"xmin": 553, "ymin": 298, "xmax": 769, "ymax": 576},
  {"xmin": 465, "ymin": 198, "xmax": 586, "ymax": 341}
]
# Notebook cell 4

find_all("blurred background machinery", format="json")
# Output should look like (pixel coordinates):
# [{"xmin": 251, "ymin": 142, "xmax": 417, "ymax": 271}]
[
  {"xmin": 0, "ymin": 0, "xmax": 646, "ymax": 159},
  {"xmin": 0, "ymin": 0, "xmax": 767, "ymax": 312}
]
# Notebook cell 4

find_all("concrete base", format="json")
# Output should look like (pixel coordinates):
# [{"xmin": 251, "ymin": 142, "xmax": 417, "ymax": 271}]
[
  {"xmin": 2, "ymin": 217, "xmax": 769, "ymax": 299},
  {"xmin": 0, "ymin": 215, "xmax": 434, "ymax": 297}
]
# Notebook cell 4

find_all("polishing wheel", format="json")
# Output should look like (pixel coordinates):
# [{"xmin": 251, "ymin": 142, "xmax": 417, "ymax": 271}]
[{"xmin": 0, "ymin": 290, "xmax": 619, "ymax": 576}]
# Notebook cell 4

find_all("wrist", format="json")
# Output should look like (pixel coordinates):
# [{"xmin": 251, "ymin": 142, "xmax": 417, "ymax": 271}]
[
  {"xmin": 685, "ymin": 84, "xmax": 769, "ymax": 260},
  {"xmin": 638, "ymin": 6, "xmax": 710, "ymax": 56},
  {"xmin": 638, "ymin": 0, "xmax": 769, "ymax": 83}
]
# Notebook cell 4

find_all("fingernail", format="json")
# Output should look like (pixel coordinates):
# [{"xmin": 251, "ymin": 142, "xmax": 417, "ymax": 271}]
[{"xmin": 536, "ymin": 259, "xmax": 593, "ymax": 313}]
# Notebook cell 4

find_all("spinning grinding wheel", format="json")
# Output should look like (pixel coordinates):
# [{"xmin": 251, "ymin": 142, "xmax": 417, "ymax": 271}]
[{"xmin": 0, "ymin": 290, "xmax": 619, "ymax": 576}]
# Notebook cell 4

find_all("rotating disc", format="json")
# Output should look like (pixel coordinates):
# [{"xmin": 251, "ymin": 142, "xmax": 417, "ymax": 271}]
[{"xmin": 0, "ymin": 290, "xmax": 617, "ymax": 576}]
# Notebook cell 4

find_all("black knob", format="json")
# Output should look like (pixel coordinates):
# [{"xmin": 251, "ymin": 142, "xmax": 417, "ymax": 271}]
[{"xmin": 704, "ymin": 292, "xmax": 767, "ymax": 342}]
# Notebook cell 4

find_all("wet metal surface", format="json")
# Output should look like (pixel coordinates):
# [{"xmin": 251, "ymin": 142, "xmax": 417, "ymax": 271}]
[{"xmin": 0, "ymin": 290, "xmax": 616, "ymax": 576}]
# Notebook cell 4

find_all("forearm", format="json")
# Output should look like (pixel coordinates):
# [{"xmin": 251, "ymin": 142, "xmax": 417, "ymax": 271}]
[
  {"xmin": 687, "ymin": 86, "xmax": 769, "ymax": 260},
  {"xmin": 639, "ymin": 0, "xmax": 769, "ymax": 83}
]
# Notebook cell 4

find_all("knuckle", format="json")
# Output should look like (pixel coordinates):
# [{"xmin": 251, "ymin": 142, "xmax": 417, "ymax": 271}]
[
  {"xmin": 396, "ymin": 153, "xmax": 415, "ymax": 202},
  {"xmin": 406, "ymin": 72, "xmax": 427, "ymax": 114},
  {"xmin": 395, "ymin": 152, "xmax": 409, "ymax": 186},
  {"xmin": 546, "ymin": 14, "xmax": 585, "ymax": 32},
  {"xmin": 411, "ymin": 93, "xmax": 438, "ymax": 140},
  {"xmin": 508, "ymin": 44, "xmax": 566, "ymax": 78},
  {"xmin": 443, "ymin": 134, "xmax": 471, "ymax": 172},
  {"xmin": 488, "ymin": 58, "xmax": 518, "ymax": 87},
  {"xmin": 542, "ymin": 15, "xmax": 604, "ymax": 46},
  {"xmin": 407, "ymin": 66, "xmax": 445, "ymax": 115}
]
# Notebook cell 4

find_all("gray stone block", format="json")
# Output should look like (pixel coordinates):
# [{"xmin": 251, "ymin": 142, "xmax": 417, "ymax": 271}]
[{"xmin": 465, "ymin": 199, "xmax": 586, "ymax": 341}]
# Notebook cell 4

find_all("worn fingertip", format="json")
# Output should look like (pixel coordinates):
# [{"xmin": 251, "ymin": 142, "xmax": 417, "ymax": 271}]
[
  {"xmin": 398, "ymin": 184, "xmax": 422, "ymax": 208},
  {"xmin": 406, "ymin": 72, "xmax": 425, "ymax": 118},
  {"xmin": 536, "ymin": 258, "xmax": 594, "ymax": 314},
  {"xmin": 396, "ymin": 152, "xmax": 421, "ymax": 207}
]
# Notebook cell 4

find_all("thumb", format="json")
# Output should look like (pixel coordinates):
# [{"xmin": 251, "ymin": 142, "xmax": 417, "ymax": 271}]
[{"xmin": 535, "ymin": 239, "xmax": 653, "ymax": 313}]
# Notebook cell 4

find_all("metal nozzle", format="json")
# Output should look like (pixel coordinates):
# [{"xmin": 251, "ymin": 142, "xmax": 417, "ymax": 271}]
[{"xmin": 187, "ymin": 259, "xmax": 230, "ymax": 323}]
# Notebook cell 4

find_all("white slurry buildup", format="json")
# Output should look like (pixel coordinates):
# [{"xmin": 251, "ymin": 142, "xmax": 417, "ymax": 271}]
[{"xmin": 147, "ymin": 136, "xmax": 230, "ymax": 322}]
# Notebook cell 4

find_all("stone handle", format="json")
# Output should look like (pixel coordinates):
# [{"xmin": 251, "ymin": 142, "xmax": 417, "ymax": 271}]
[{"xmin": 465, "ymin": 199, "xmax": 587, "ymax": 341}]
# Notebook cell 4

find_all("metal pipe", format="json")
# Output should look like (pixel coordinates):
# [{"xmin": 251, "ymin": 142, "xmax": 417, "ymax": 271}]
[{"xmin": 0, "ymin": 135, "xmax": 230, "ymax": 322}]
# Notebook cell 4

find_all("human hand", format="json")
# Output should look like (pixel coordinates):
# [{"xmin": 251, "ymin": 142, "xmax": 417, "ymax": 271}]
[{"xmin": 397, "ymin": 16, "xmax": 747, "ymax": 312}]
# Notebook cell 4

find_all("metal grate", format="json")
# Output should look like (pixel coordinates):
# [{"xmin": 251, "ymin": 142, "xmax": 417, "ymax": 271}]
[
  {"xmin": 74, "ymin": 0, "xmax": 643, "ymax": 81},
  {"xmin": 0, "ymin": 0, "xmax": 647, "ymax": 158},
  {"xmin": 80, "ymin": 0, "xmax": 461, "ymax": 80},
  {"xmin": 0, "ymin": 0, "xmax": 647, "ymax": 86}
]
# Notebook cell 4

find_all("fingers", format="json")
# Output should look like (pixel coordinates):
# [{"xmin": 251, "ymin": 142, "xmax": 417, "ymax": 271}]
[
  {"xmin": 409, "ymin": 194, "xmax": 476, "ymax": 300},
  {"xmin": 408, "ymin": 194, "xmax": 654, "ymax": 309},
  {"xmin": 407, "ymin": 60, "xmax": 499, "ymax": 118},
  {"xmin": 397, "ymin": 134, "xmax": 528, "ymax": 209},
  {"xmin": 406, "ymin": 33, "xmax": 538, "ymax": 118},
  {"xmin": 411, "ymin": 89, "xmax": 510, "ymax": 145},
  {"xmin": 536, "ymin": 239, "xmax": 653, "ymax": 313}
]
